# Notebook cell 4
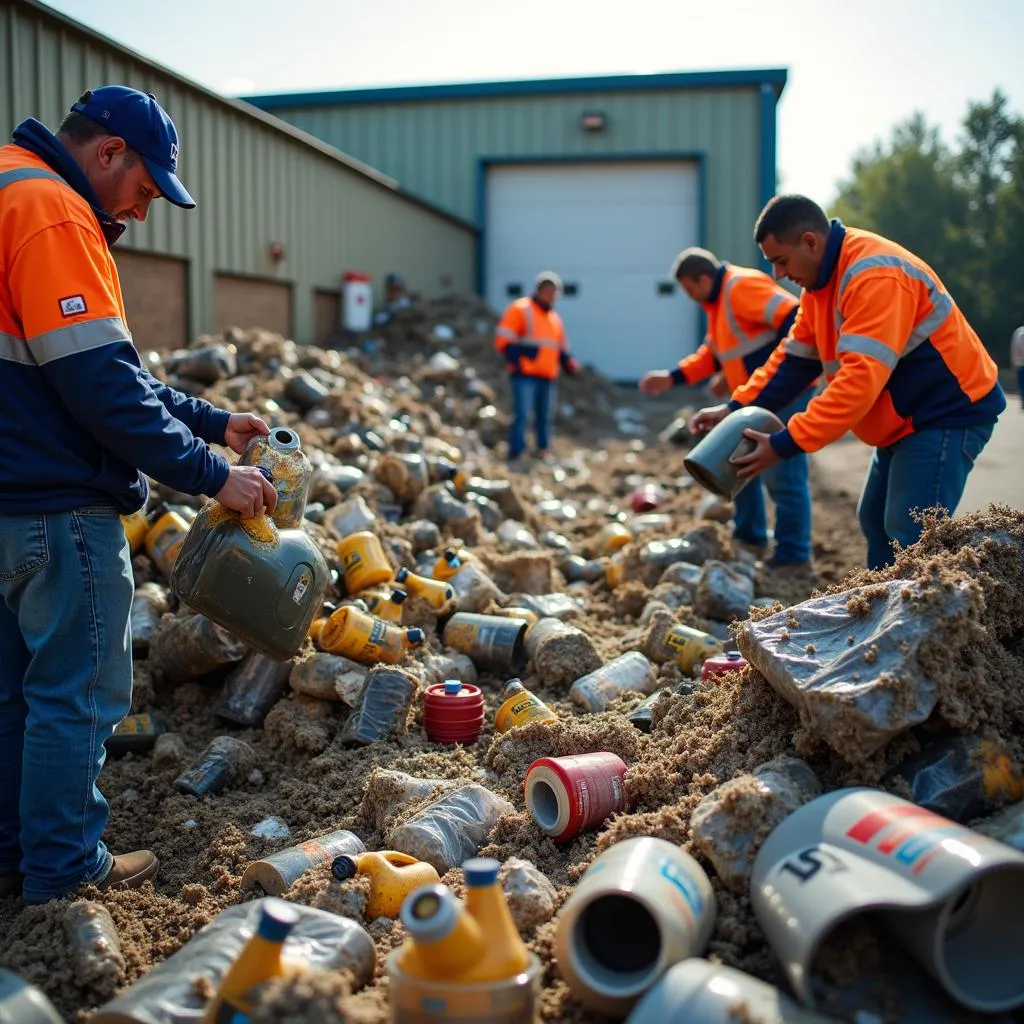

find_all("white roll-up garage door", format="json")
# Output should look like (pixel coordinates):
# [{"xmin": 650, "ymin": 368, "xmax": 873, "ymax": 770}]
[{"xmin": 484, "ymin": 160, "xmax": 701, "ymax": 381}]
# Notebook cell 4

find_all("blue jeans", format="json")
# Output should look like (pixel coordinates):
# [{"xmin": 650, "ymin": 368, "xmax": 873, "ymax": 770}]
[
  {"xmin": 0, "ymin": 506, "xmax": 133, "ymax": 901},
  {"xmin": 508, "ymin": 375, "xmax": 554, "ymax": 460},
  {"xmin": 732, "ymin": 390, "xmax": 814, "ymax": 563},
  {"xmin": 857, "ymin": 424, "xmax": 994, "ymax": 570}
]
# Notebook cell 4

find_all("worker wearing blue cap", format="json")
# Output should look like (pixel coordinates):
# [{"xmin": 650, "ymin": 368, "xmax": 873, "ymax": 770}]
[{"xmin": 0, "ymin": 87, "xmax": 276, "ymax": 903}]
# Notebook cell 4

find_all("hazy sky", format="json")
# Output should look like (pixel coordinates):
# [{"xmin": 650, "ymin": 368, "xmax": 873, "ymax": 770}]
[{"xmin": 43, "ymin": 0, "xmax": 1024, "ymax": 204}]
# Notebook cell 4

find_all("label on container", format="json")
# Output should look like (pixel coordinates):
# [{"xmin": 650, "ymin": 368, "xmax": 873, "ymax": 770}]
[{"xmin": 292, "ymin": 572, "xmax": 311, "ymax": 604}]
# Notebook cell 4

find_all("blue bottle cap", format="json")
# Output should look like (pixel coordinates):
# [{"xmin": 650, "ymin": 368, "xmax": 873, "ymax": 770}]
[
  {"xmin": 407, "ymin": 627, "xmax": 426, "ymax": 645},
  {"xmin": 257, "ymin": 898, "xmax": 300, "ymax": 942},
  {"xmin": 443, "ymin": 680, "xmax": 462, "ymax": 695},
  {"xmin": 463, "ymin": 857, "xmax": 500, "ymax": 887},
  {"xmin": 395, "ymin": 566, "xmax": 410, "ymax": 582},
  {"xmin": 726, "ymin": 651, "xmax": 742, "ymax": 660}
]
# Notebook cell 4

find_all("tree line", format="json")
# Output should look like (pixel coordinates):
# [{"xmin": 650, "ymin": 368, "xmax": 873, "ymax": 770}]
[{"xmin": 829, "ymin": 90, "xmax": 1022, "ymax": 365}]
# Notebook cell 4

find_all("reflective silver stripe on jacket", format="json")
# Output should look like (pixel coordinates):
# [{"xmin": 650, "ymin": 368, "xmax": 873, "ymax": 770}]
[
  {"xmin": 0, "ymin": 167, "xmax": 68, "ymax": 190},
  {"xmin": 784, "ymin": 339, "xmax": 819, "ymax": 360},
  {"xmin": 522, "ymin": 303, "xmax": 564, "ymax": 350},
  {"xmin": 0, "ymin": 318, "xmax": 132, "ymax": 366},
  {"xmin": 836, "ymin": 253, "xmax": 954, "ymax": 354},
  {"xmin": 836, "ymin": 333, "xmax": 899, "ymax": 371},
  {"xmin": 713, "ymin": 273, "xmax": 779, "ymax": 363}
]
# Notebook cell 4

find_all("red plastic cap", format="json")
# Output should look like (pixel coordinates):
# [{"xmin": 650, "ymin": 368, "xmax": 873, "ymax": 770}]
[{"xmin": 344, "ymin": 271, "xmax": 372, "ymax": 282}]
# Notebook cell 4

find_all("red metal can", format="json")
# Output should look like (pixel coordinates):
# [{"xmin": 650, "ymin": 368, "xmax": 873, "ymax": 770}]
[
  {"xmin": 631, "ymin": 483, "xmax": 664, "ymax": 514},
  {"xmin": 423, "ymin": 680, "xmax": 486, "ymax": 745},
  {"xmin": 701, "ymin": 650, "xmax": 748, "ymax": 682},
  {"xmin": 525, "ymin": 752, "xmax": 630, "ymax": 842}
]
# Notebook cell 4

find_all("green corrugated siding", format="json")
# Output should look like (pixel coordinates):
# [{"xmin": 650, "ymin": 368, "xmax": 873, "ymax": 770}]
[
  {"xmin": 271, "ymin": 89, "xmax": 763, "ymax": 266},
  {"xmin": 0, "ymin": 0, "xmax": 477, "ymax": 344}
]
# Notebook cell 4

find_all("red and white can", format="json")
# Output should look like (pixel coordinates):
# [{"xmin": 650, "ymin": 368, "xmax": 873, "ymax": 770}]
[
  {"xmin": 631, "ymin": 483, "xmax": 664, "ymax": 514},
  {"xmin": 525, "ymin": 752, "xmax": 630, "ymax": 842},
  {"xmin": 701, "ymin": 650, "xmax": 748, "ymax": 682}
]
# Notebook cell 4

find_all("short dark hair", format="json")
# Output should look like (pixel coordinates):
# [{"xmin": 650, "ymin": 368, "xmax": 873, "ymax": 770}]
[
  {"xmin": 57, "ymin": 108, "xmax": 138, "ymax": 166},
  {"xmin": 670, "ymin": 247, "xmax": 720, "ymax": 282},
  {"xmin": 754, "ymin": 194, "xmax": 830, "ymax": 245},
  {"xmin": 58, "ymin": 108, "xmax": 110, "ymax": 143}
]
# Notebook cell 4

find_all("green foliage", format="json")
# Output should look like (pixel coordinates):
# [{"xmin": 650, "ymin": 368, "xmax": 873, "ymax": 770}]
[{"xmin": 831, "ymin": 91, "xmax": 1023, "ymax": 364}]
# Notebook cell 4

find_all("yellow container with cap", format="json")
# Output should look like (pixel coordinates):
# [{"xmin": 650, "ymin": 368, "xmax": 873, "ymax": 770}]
[
  {"xmin": 203, "ymin": 898, "xmax": 299, "ymax": 1024},
  {"xmin": 495, "ymin": 679, "xmax": 558, "ymax": 733},
  {"xmin": 120, "ymin": 508, "xmax": 150, "ymax": 555},
  {"xmin": 336, "ymin": 531, "xmax": 394, "ymax": 595},
  {"xmin": 331, "ymin": 851, "xmax": 440, "ymax": 920},
  {"xmin": 597, "ymin": 523, "xmax": 633, "ymax": 554},
  {"xmin": 145, "ymin": 506, "xmax": 191, "ymax": 580},
  {"xmin": 364, "ymin": 588, "xmax": 408, "ymax": 624},
  {"xmin": 394, "ymin": 567, "xmax": 456, "ymax": 613},
  {"xmin": 432, "ymin": 549, "xmax": 465, "ymax": 581},
  {"xmin": 318, "ymin": 605, "xmax": 424, "ymax": 665},
  {"xmin": 661, "ymin": 624, "xmax": 724, "ymax": 673}
]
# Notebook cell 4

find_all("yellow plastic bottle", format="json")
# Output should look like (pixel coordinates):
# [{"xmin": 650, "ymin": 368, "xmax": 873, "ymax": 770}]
[
  {"xmin": 335, "ymin": 531, "xmax": 394, "ymax": 594},
  {"xmin": 203, "ymin": 898, "xmax": 299, "ymax": 1023},
  {"xmin": 367, "ymin": 587, "xmax": 408, "ymax": 624},
  {"xmin": 120, "ymin": 507, "xmax": 150, "ymax": 555},
  {"xmin": 394, "ymin": 567, "xmax": 456, "ymax": 612},
  {"xmin": 457, "ymin": 858, "xmax": 530, "ymax": 983},
  {"xmin": 432, "ymin": 549, "xmax": 464, "ymax": 581},
  {"xmin": 318, "ymin": 605, "xmax": 425, "ymax": 665},
  {"xmin": 495, "ymin": 679, "xmax": 558, "ymax": 733},
  {"xmin": 331, "ymin": 851, "xmax": 440, "ymax": 919},
  {"xmin": 597, "ymin": 522, "xmax": 633, "ymax": 554},
  {"xmin": 145, "ymin": 505, "xmax": 192, "ymax": 579},
  {"xmin": 396, "ymin": 884, "xmax": 488, "ymax": 980}
]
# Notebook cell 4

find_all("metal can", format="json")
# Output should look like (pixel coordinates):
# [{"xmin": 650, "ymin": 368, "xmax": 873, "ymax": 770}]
[
  {"xmin": 441, "ymin": 612, "xmax": 528, "ymax": 676},
  {"xmin": 525, "ymin": 752, "xmax": 630, "ymax": 842},
  {"xmin": 241, "ymin": 829, "xmax": 366, "ymax": 896}
]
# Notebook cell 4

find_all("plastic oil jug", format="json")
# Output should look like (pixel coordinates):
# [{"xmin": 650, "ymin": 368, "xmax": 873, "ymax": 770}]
[
  {"xmin": 203, "ymin": 898, "xmax": 300, "ymax": 1023},
  {"xmin": 495, "ymin": 679, "xmax": 558, "ymax": 733},
  {"xmin": 394, "ymin": 566, "xmax": 456, "ymax": 612},
  {"xmin": 336, "ymin": 531, "xmax": 394, "ymax": 595},
  {"xmin": 120, "ymin": 507, "xmax": 150, "ymax": 555},
  {"xmin": 394, "ymin": 883, "xmax": 488, "ymax": 979},
  {"xmin": 318, "ymin": 605, "xmax": 425, "ymax": 665},
  {"xmin": 432, "ymin": 549, "xmax": 464, "ymax": 581},
  {"xmin": 331, "ymin": 851, "xmax": 440, "ymax": 919},
  {"xmin": 366, "ymin": 587, "xmax": 408, "ymax": 624},
  {"xmin": 169, "ymin": 428, "xmax": 329, "ymax": 661},
  {"xmin": 146, "ymin": 503, "xmax": 191, "ymax": 580}
]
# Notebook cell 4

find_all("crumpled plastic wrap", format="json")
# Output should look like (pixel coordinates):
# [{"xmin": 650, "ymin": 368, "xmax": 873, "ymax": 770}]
[
  {"xmin": 388, "ymin": 784, "xmax": 515, "ymax": 873},
  {"xmin": 736, "ymin": 579, "xmax": 971, "ymax": 761},
  {"xmin": 88, "ymin": 900, "xmax": 375, "ymax": 1024},
  {"xmin": 339, "ymin": 667, "xmax": 419, "ymax": 747}
]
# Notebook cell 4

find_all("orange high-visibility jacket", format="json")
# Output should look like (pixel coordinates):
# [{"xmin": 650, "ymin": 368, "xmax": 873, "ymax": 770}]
[
  {"xmin": 731, "ymin": 222, "xmax": 1005, "ymax": 457},
  {"xmin": 495, "ymin": 296, "xmax": 570, "ymax": 381},
  {"xmin": 0, "ymin": 126, "xmax": 230, "ymax": 513},
  {"xmin": 674, "ymin": 264, "xmax": 798, "ymax": 391}
]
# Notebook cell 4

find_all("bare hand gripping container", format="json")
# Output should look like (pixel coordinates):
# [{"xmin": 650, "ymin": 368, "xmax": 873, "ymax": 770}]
[{"xmin": 170, "ymin": 428, "xmax": 329, "ymax": 661}]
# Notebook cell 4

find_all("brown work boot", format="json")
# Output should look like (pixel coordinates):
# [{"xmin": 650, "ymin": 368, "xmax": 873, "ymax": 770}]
[
  {"xmin": 0, "ymin": 873, "xmax": 22, "ymax": 899},
  {"xmin": 98, "ymin": 850, "xmax": 159, "ymax": 892}
]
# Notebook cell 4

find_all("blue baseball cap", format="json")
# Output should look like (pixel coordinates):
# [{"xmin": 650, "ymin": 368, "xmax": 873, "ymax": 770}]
[{"xmin": 70, "ymin": 86, "xmax": 195, "ymax": 209}]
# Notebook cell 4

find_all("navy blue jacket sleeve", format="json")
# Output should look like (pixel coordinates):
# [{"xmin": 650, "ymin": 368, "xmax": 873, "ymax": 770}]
[
  {"xmin": 141, "ymin": 368, "xmax": 230, "ymax": 445},
  {"xmin": 728, "ymin": 353, "xmax": 821, "ymax": 415},
  {"xmin": 42, "ymin": 341, "xmax": 230, "ymax": 497}
]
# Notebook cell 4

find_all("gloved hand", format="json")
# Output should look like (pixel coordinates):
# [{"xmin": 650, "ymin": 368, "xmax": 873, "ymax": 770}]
[
  {"xmin": 505, "ymin": 342, "xmax": 539, "ymax": 372},
  {"xmin": 560, "ymin": 352, "xmax": 580, "ymax": 376}
]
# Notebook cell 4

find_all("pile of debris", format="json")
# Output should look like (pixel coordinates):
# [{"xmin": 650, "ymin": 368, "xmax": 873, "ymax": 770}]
[{"xmin": 1, "ymin": 299, "xmax": 1022, "ymax": 1024}]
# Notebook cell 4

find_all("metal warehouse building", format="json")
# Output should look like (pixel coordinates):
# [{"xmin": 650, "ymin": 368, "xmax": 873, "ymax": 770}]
[
  {"xmin": 2, "ymin": 0, "xmax": 786, "ymax": 377},
  {"xmin": 245, "ymin": 70, "xmax": 786, "ymax": 379},
  {"xmin": 0, "ymin": 0, "xmax": 476, "ymax": 349}
]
